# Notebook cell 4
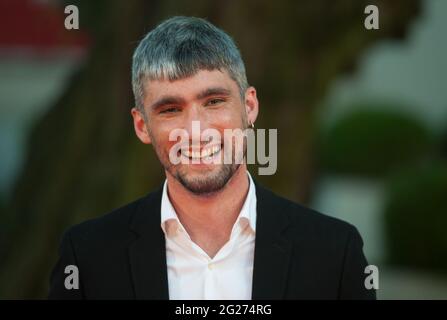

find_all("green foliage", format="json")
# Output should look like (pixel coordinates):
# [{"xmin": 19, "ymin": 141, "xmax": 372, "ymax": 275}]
[
  {"xmin": 320, "ymin": 107, "xmax": 433, "ymax": 177},
  {"xmin": 384, "ymin": 163, "xmax": 447, "ymax": 273},
  {"xmin": 441, "ymin": 125, "xmax": 447, "ymax": 159}
]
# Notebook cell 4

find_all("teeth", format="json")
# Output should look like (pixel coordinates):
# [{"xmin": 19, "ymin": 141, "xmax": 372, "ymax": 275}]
[
  {"xmin": 201, "ymin": 148, "xmax": 211, "ymax": 158},
  {"xmin": 181, "ymin": 145, "xmax": 221, "ymax": 159}
]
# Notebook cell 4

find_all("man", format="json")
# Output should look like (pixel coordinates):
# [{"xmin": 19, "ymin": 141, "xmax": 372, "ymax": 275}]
[{"xmin": 48, "ymin": 16, "xmax": 375, "ymax": 300}]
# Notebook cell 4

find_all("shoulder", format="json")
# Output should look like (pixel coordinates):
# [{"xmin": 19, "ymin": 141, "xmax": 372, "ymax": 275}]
[
  {"xmin": 256, "ymin": 183, "xmax": 360, "ymax": 245},
  {"xmin": 62, "ymin": 185, "xmax": 163, "ymax": 248},
  {"xmin": 68, "ymin": 198, "xmax": 141, "ymax": 238},
  {"xmin": 289, "ymin": 197, "xmax": 357, "ymax": 239}
]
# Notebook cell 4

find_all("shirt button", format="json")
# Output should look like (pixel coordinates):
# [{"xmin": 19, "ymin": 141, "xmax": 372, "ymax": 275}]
[{"xmin": 208, "ymin": 263, "xmax": 214, "ymax": 270}]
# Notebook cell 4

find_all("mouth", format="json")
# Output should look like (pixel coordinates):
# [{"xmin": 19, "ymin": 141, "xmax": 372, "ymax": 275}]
[{"xmin": 179, "ymin": 144, "xmax": 222, "ymax": 161}]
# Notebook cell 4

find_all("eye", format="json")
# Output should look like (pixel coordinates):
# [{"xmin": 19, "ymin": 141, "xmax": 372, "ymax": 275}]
[
  {"xmin": 159, "ymin": 107, "xmax": 180, "ymax": 114},
  {"xmin": 205, "ymin": 98, "xmax": 225, "ymax": 106}
]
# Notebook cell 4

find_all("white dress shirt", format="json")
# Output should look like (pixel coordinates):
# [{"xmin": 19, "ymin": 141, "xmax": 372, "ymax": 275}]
[{"xmin": 161, "ymin": 171, "xmax": 257, "ymax": 300}]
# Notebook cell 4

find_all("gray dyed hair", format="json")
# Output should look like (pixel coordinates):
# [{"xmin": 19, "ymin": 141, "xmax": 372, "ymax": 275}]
[{"xmin": 132, "ymin": 16, "xmax": 249, "ymax": 112}]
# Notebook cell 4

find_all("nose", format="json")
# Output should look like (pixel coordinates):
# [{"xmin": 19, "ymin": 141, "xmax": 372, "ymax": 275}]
[{"xmin": 182, "ymin": 105, "xmax": 211, "ymax": 146}]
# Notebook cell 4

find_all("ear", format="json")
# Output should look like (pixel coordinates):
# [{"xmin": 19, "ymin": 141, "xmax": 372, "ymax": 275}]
[
  {"xmin": 244, "ymin": 86, "xmax": 259, "ymax": 126},
  {"xmin": 131, "ymin": 107, "xmax": 151, "ymax": 144}
]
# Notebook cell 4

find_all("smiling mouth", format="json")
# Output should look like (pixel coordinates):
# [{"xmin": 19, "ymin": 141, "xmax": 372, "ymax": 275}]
[{"xmin": 180, "ymin": 144, "xmax": 222, "ymax": 161}]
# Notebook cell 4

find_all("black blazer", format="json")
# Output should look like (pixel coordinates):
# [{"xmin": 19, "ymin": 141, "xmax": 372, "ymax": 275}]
[{"xmin": 48, "ymin": 181, "xmax": 376, "ymax": 300}]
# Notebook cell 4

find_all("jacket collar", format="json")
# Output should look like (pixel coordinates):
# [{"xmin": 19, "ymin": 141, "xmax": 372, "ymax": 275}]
[
  {"xmin": 251, "ymin": 180, "xmax": 293, "ymax": 299},
  {"xmin": 128, "ymin": 184, "xmax": 169, "ymax": 299}
]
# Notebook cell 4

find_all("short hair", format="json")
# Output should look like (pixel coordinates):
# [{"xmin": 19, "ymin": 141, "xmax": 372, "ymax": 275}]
[{"xmin": 132, "ymin": 16, "xmax": 249, "ymax": 112}]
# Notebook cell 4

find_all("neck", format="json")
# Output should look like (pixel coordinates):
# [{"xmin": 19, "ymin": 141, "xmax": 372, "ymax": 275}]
[{"xmin": 165, "ymin": 165, "xmax": 250, "ymax": 256}]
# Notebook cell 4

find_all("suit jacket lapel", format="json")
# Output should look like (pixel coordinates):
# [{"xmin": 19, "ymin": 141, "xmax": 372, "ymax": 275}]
[
  {"xmin": 252, "ymin": 181, "xmax": 293, "ymax": 300},
  {"xmin": 128, "ymin": 185, "xmax": 169, "ymax": 299}
]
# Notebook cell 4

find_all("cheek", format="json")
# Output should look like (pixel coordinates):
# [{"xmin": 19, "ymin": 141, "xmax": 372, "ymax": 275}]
[
  {"xmin": 146, "ymin": 123, "xmax": 169, "ymax": 147},
  {"xmin": 152, "ymin": 126, "xmax": 186, "ymax": 154},
  {"xmin": 156, "ymin": 130, "xmax": 173, "ymax": 149},
  {"xmin": 214, "ymin": 106, "xmax": 245, "ymax": 128}
]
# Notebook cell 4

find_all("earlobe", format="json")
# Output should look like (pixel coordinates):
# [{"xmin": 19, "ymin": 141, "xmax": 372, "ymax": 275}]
[
  {"xmin": 142, "ymin": 128, "xmax": 152, "ymax": 144},
  {"xmin": 131, "ymin": 107, "xmax": 152, "ymax": 145},
  {"xmin": 245, "ymin": 87, "xmax": 259, "ymax": 125}
]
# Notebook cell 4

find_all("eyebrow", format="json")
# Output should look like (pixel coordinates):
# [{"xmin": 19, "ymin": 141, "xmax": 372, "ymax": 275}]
[
  {"xmin": 150, "ymin": 96, "xmax": 186, "ymax": 111},
  {"xmin": 150, "ymin": 87, "xmax": 231, "ymax": 111},
  {"xmin": 196, "ymin": 87, "xmax": 231, "ymax": 100}
]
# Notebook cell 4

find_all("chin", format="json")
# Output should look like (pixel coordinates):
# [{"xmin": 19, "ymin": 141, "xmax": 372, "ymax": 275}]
[{"xmin": 175, "ymin": 164, "xmax": 236, "ymax": 195}]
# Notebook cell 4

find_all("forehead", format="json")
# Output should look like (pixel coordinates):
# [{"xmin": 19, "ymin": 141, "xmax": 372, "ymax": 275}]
[{"xmin": 143, "ymin": 69, "xmax": 238, "ymax": 103}]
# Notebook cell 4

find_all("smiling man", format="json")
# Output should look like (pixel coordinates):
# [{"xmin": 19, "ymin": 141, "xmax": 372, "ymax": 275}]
[{"xmin": 48, "ymin": 16, "xmax": 376, "ymax": 300}]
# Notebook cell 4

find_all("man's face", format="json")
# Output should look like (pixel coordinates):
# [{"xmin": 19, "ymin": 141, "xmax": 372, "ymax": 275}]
[{"xmin": 132, "ymin": 69, "xmax": 258, "ymax": 195}]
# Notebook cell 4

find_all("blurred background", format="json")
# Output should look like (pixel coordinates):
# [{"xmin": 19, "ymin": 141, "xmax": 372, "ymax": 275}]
[{"xmin": 0, "ymin": 0, "xmax": 446, "ymax": 299}]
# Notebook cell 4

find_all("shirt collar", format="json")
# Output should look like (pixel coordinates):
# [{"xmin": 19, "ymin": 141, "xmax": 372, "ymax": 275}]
[
  {"xmin": 160, "ymin": 171, "xmax": 257, "ymax": 237},
  {"xmin": 238, "ymin": 171, "xmax": 257, "ymax": 232}
]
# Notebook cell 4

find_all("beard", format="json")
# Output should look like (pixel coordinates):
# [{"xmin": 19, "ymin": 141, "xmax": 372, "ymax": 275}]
[{"xmin": 174, "ymin": 162, "xmax": 240, "ymax": 195}]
